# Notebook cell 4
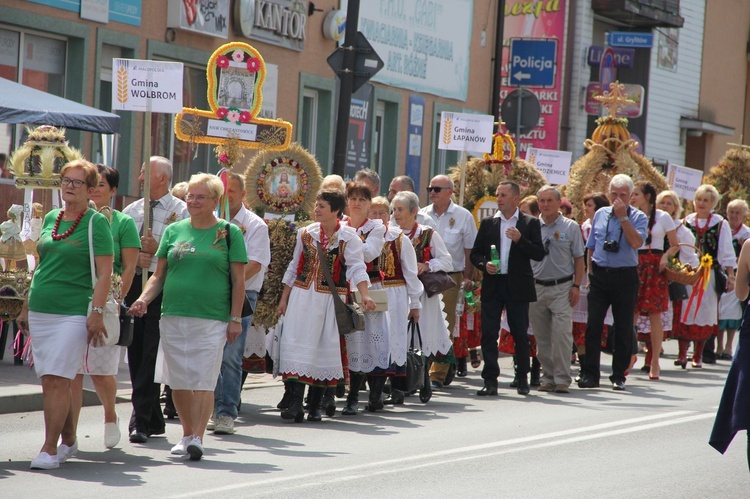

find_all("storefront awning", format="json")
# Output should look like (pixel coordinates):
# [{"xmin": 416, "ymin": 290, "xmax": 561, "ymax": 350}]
[
  {"xmin": 0, "ymin": 77, "xmax": 120, "ymax": 134},
  {"xmin": 680, "ymin": 117, "xmax": 734, "ymax": 137}
]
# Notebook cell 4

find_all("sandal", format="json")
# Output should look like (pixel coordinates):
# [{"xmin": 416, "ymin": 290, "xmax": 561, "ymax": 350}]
[{"xmin": 469, "ymin": 348, "xmax": 481, "ymax": 368}]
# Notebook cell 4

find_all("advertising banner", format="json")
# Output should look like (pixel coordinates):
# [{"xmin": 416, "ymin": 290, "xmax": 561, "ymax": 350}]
[
  {"xmin": 344, "ymin": 84, "xmax": 374, "ymax": 181},
  {"xmin": 167, "ymin": 0, "xmax": 229, "ymax": 38},
  {"xmin": 354, "ymin": 0, "xmax": 473, "ymax": 100},
  {"xmin": 499, "ymin": 0, "xmax": 567, "ymax": 156},
  {"xmin": 112, "ymin": 59, "xmax": 184, "ymax": 113},
  {"xmin": 406, "ymin": 94, "xmax": 425, "ymax": 191}
]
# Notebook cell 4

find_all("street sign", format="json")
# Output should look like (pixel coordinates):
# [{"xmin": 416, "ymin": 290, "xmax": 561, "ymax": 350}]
[
  {"xmin": 508, "ymin": 38, "xmax": 557, "ymax": 87},
  {"xmin": 327, "ymin": 31, "xmax": 385, "ymax": 93},
  {"xmin": 587, "ymin": 46, "xmax": 635, "ymax": 68},
  {"xmin": 606, "ymin": 32, "xmax": 654, "ymax": 48},
  {"xmin": 501, "ymin": 88, "xmax": 541, "ymax": 136}
]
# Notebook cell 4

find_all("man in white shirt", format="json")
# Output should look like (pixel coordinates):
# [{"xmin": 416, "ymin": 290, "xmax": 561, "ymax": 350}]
[
  {"xmin": 123, "ymin": 156, "xmax": 189, "ymax": 443},
  {"xmin": 420, "ymin": 174, "xmax": 477, "ymax": 386},
  {"xmin": 209, "ymin": 173, "xmax": 270, "ymax": 435}
]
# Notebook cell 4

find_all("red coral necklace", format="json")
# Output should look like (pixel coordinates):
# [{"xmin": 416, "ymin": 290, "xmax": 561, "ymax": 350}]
[{"xmin": 52, "ymin": 210, "xmax": 86, "ymax": 241}]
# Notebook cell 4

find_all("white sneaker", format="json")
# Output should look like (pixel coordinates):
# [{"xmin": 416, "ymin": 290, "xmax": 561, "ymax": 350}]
[
  {"xmin": 170, "ymin": 435, "xmax": 193, "ymax": 455},
  {"xmin": 187, "ymin": 436, "xmax": 204, "ymax": 461},
  {"xmin": 30, "ymin": 452, "xmax": 59, "ymax": 470},
  {"xmin": 104, "ymin": 416, "xmax": 121, "ymax": 449},
  {"xmin": 206, "ymin": 410, "xmax": 217, "ymax": 431},
  {"xmin": 213, "ymin": 415, "xmax": 235, "ymax": 435},
  {"xmin": 56, "ymin": 440, "xmax": 78, "ymax": 463}
]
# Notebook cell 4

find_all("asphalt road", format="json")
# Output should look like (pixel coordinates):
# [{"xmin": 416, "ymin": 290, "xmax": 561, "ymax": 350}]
[{"xmin": 1, "ymin": 354, "xmax": 747, "ymax": 498}]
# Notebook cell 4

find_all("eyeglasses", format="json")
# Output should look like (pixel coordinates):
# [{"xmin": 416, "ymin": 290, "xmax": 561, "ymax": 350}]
[
  {"xmin": 185, "ymin": 194, "xmax": 210, "ymax": 203},
  {"xmin": 427, "ymin": 186, "xmax": 447, "ymax": 193},
  {"xmin": 61, "ymin": 177, "xmax": 86, "ymax": 188}
]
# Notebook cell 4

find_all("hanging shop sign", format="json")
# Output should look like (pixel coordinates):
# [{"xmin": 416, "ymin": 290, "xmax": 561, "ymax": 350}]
[
  {"xmin": 323, "ymin": 9, "xmax": 346, "ymax": 41},
  {"xmin": 167, "ymin": 0, "xmax": 229, "ymax": 38},
  {"xmin": 174, "ymin": 42, "xmax": 292, "ymax": 151},
  {"xmin": 234, "ymin": 0, "xmax": 308, "ymax": 52}
]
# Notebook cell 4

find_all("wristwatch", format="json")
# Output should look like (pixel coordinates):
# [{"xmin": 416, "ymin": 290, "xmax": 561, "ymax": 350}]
[
  {"xmin": 230, "ymin": 316, "xmax": 242, "ymax": 324},
  {"xmin": 619, "ymin": 216, "xmax": 629, "ymax": 223},
  {"xmin": 91, "ymin": 306, "xmax": 104, "ymax": 315},
  {"xmin": 572, "ymin": 284, "xmax": 580, "ymax": 289}
]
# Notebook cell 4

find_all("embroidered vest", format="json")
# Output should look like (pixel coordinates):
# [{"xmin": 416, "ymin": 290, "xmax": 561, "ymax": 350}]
[
  {"xmin": 412, "ymin": 227, "xmax": 434, "ymax": 263},
  {"xmin": 381, "ymin": 233, "xmax": 405, "ymax": 286},
  {"xmin": 685, "ymin": 219, "xmax": 720, "ymax": 263},
  {"xmin": 359, "ymin": 226, "xmax": 383, "ymax": 283},
  {"xmin": 295, "ymin": 230, "xmax": 349, "ymax": 293}
]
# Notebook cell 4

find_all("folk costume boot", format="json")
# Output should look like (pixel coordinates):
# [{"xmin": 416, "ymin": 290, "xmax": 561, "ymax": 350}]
[
  {"xmin": 456, "ymin": 357, "xmax": 468, "ymax": 377},
  {"xmin": 307, "ymin": 386, "xmax": 326, "ymax": 422},
  {"xmin": 575, "ymin": 354, "xmax": 586, "ymax": 382},
  {"xmin": 675, "ymin": 341, "xmax": 689, "ymax": 369},
  {"xmin": 641, "ymin": 347, "xmax": 653, "ymax": 373},
  {"xmin": 343, "ymin": 373, "xmax": 365, "ymax": 416},
  {"xmin": 530, "ymin": 357, "xmax": 541, "ymax": 387},
  {"xmin": 366, "ymin": 376, "xmax": 387, "ymax": 412},
  {"xmin": 280, "ymin": 382, "xmax": 305, "ymax": 423},
  {"xmin": 322, "ymin": 387, "xmax": 336, "ymax": 417},
  {"xmin": 510, "ymin": 356, "xmax": 519, "ymax": 388},
  {"xmin": 692, "ymin": 340, "xmax": 706, "ymax": 368},
  {"xmin": 277, "ymin": 381, "xmax": 292, "ymax": 410}
]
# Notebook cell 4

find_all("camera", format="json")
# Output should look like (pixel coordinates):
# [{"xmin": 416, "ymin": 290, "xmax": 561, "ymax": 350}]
[{"xmin": 603, "ymin": 240, "xmax": 620, "ymax": 253}]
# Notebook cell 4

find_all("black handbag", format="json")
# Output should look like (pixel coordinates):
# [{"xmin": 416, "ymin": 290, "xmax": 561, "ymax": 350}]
[
  {"xmin": 117, "ymin": 302, "xmax": 134, "ymax": 347},
  {"xmin": 225, "ymin": 223, "xmax": 254, "ymax": 317},
  {"xmin": 404, "ymin": 318, "xmax": 425, "ymax": 394},
  {"xmin": 668, "ymin": 281, "xmax": 689, "ymax": 302},
  {"xmin": 316, "ymin": 240, "xmax": 366, "ymax": 335},
  {"xmin": 419, "ymin": 270, "xmax": 457, "ymax": 298}
]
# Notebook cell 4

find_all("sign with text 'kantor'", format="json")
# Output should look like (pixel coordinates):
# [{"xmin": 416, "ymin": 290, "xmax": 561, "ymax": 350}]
[
  {"xmin": 668, "ymin": 164, "xmax": 704, "ymax": 200},
  {"xmin": 526, "ymin": 148, "xmax": 572, "ymax": 186},
  {"xmin": 112, "ymin": 59, "xmax": 184, "ymax": 113},
  {"xmin": 438, "ymin": 112, "xmax": 494, "ymax": 153},
  {"xmin": 509, "ymin": 38, "xmax": 557, "ymax": 87}
]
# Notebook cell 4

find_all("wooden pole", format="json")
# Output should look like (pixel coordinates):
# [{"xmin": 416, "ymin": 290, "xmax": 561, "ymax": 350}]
[
  {"xmin": 141, "ymin": 111, "xmax": 152, "ymax": 288},
  {"xmin": 458, "ymin": 150, "xmax": 467, "ymax": 207}
]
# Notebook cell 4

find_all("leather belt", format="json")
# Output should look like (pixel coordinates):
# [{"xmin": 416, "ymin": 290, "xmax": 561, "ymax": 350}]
[{"xmin": 535, "ymin": 275, "xmax": 573, "ymax": 287}]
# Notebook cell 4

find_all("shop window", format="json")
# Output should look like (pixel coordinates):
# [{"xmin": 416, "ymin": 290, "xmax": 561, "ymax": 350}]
[
  {"xmin": 94, "ymin": 44, "xmax": 122, "ymax": 166},
  {"xmin": 300, "ymin": 89, "xmax": 319, "ymax": 155}
]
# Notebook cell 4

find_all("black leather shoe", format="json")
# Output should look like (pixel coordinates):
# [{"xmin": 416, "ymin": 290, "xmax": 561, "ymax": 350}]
[
  {"xmin": 129, "ymin": 430, "xmax": 148, "ymax": 443},
  {"xmin": 517, "ymin": 384, "xmax": 530, "ymax": 396},
  {"xmin": 577, "ymin": 376, "xmax": 600, "ymax": 389},
  {"xmin": 477, "ymin": 385, "xmax": 498, "ymax": 396},
  {"xmin": 383, "ymin": 389, "xmax": 405, "ymax": 405},
  {"xmin": 456, "ymin": 358, "xmax": 468, "ymax": 377},
  {"xmin": 163, "ymin": 406, "xmax": 178, "ymax": 419},
  {"xmin": 612, "ymin": 380, "xmax": 627, "ymax": 391}
]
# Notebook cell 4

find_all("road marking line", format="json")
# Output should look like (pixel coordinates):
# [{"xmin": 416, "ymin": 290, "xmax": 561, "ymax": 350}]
[{"xmin": 172, "ymin": 411, "xmax": 703, "ymax": 498}]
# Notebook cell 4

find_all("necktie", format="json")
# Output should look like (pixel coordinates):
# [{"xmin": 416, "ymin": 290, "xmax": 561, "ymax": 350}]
[{"xmin": 140, "ymin": 200, "xmax": 159, "ymax": 236}]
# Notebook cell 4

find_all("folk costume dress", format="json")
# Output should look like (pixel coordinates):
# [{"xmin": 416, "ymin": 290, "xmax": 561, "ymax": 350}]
[
  {"xmin": 81, "ymin": 210, "xmax": 140, "ymax": 375},
  {"xmin": 342, "ymin": 218, "xmax": 390, "ymax": 374},
  {"xmin": 406, "ymin": 225, "xmax": 453, "ymax": 358},
  {"xmin": 380, "ymin": 223, "xmax": 423, "ymax": 374},
  {"xmin": 279, "ymin": 223, "xmax": 370, "ymax": 386},
  {"xmin": 679, "ymin": 214, "xmax": 736, "ymax": 341},
  {"xmin": 664, "ymin": 221, "xmax": 699, "ymax": 339},
  {"xmin": 718, "ymin": 224, "xmax": 750, "ymax": 331}
]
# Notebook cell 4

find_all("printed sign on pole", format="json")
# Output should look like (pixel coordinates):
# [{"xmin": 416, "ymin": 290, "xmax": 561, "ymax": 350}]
[
  {"xmin": 438, "ymin": 112, "xmax": 494, "ymax": 153},
  {"xmin": 667, "ymin": 164, "xmax": 703, "ymax": 200},
  {"xmin": 112, "ymin": 59, "xmax": 184, "ymax": 113},
  {"xmin": 526, "ymin": 148, "xmax": 573, "ymax": 186}
]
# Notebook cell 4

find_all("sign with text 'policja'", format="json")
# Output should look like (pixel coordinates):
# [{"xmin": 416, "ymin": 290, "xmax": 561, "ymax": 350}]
[
  {"xmin": 112, "ymin": 59, "xmax": 184, "ymax": 113},
  {"xmin": 438, "ymin": 112, "xmax": 494, "ymax": 153}
]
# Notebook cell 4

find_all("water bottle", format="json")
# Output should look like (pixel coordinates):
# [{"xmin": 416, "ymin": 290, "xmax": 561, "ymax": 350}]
[
  {"xmin": 464, "ymin": 289, "xmax": 476, "ymax": 307},
  {"xmin": 455, "ymin": 288, "xmax": 465, "ymax": 316},
  {"xmin": 490, "ymin": 244, "xmax": 500, "ymax": 267}
]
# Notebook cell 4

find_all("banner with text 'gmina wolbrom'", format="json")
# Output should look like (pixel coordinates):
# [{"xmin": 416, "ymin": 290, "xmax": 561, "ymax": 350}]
[
  {"xmin": 438, "ymin": 112, "xmax": 494, "ymax": 153},
  {"xmin": 112, "ymin": 59, "xmax": 184, "ymax": 113}
]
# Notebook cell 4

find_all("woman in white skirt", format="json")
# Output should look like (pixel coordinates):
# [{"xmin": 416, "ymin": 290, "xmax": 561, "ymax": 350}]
[
  {"xmin": 369, "ymin": 197, "xmax": 422, "ymax": 405},
  {"xmin": 341, "ymin": 182, "xmax": 389, "ymax": 415},
  {"xmin": 276, "ymin": 189, "xmax": 376, "ymax": 423},
  {"xmin": 129, "ymin": 173, "xmax": 247, "ymax": 461},
  {"xmin": 718, "ymin": 199, "xmax": 750, "ymax": 360},
  {"xmin": 70, "ymin": 165, "xmax": 140, "ymax": 450},
  {"xmin": 392, "ymin": 192, "xmax": 453, "ymax": 362},
  {"xmin": 18, "ymin": 160, "xmax": 114, "ymax": 470}
]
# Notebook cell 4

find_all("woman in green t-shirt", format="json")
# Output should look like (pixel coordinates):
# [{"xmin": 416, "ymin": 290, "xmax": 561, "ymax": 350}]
[
  {"xmin": 128, "ymin": 173, "xmax": 247, "ymax": 462},
  {"xmin": 18, "ymin": 160, "xmax": 114, "ymax": 471},
  {"xmin": 69, "ymin": 164, "xmax": 140, "ymax": 451}
]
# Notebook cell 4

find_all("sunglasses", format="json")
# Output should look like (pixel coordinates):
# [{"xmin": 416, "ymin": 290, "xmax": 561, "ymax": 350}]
[{"xmin": 427, "ymin": 186, "xmax": 448, "ymax": 193}]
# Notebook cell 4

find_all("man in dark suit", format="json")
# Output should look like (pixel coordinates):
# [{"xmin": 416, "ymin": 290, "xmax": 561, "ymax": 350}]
[{"xmin": 470, "ymin": 181, "xmax": 545, "ymax": 395}]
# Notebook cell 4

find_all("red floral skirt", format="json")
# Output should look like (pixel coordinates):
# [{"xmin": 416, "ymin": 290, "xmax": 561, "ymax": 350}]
[
  {"xmin": 636, "ymin": 252, "xmax": 669, "ymax": 314},
  {"xmin": 498, "ymin": 329, "xmax": 538, "ymax": 357},
  {"xmin": 666, "ymin": 301, "xmax": 683, "ymax": 339},
  {"xmin": 454, "ymin": 312, "xmax": 482, "ymax": 358},
  {"xmin": 676, "ymin": 323, "xmax": 717, "ymax": 342},
  {"xmin": 572, "ymin": 322, "xmax": 610, "ymax": 348}
]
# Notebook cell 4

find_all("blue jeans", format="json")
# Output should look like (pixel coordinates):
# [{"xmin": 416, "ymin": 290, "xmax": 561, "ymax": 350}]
[{"xmin": 214, "ymin": 290, "xmax": 258, "ymax": 419}]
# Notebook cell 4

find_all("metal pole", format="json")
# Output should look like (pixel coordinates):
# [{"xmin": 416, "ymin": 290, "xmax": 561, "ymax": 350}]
[
  {"xmin": 490, "ymin": 0, "xmax": 507, "ymax": 123},
  {"xmin": 332, "ymin": 0, "xmax": 360, "ymax": 177},
  {"xmin": 515, "ymin": 87, "xmax": 523, "ymax": 144},
  {"xmin": 141, "ymin": 111, "xmax": 152, "ymax": 288}
]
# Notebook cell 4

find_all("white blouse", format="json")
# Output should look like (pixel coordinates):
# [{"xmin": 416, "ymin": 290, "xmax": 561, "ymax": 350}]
[
  {"xmin": 684, "ymin": 213, "xmax": 736, "ymax": 269},
  {"xmin": 344, "ymin": 218, "xmax": 386, "ymax": 264},
  {"xmin": 408, "ymin": 224, "xmax": 453, "ymax": 274},
  {"xmin": 639, "ymin": 209, "xmax": 676, "ymax": 251}
]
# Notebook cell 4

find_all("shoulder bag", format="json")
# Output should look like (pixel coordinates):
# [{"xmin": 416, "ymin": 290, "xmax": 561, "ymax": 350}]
[
  {"xmin": 316, "ymin": 240, "xmax": 365, "ymax": 335},
  {"xmin": 404, "ymin": 318, "xmax": 425, "ymax": 394},
  {"xmin": 419, "ymin": 270, "xmax": 457, "ymax": 298},
  {"xmin": 225, "ymin": 222, "xmax": 254, "ymax": 317},
  {"xmin": 87, "ymin": 212, "xmax": 121, "ymax": 347},
  {"xmin": 712, "ymin": 219, "xmax": 728, "ymax": 295}
]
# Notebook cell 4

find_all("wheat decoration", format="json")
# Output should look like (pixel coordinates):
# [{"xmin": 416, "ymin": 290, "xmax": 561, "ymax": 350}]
[{"xmin": 117, "ymin": 64, "xmax": 128, "ymax": 104}]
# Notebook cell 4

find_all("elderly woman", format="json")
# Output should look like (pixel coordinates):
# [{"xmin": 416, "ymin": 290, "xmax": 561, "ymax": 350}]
[
  {"xmin": 677, "ymin": 185, "xmax": 736, "ymax": 368},
  {"xmin": 18, "ymin": 159, "xmax": 113, "ymax": 470},
  {"xmin": 69, "ymin": 165, "xmax": 139, "ymax": 450},
  {"xmin": 128, "ymin": 173, "xmax": 247, "ymax": 461},
  {"xmin": 392, "ymin": 192, "xmax": 453, "ymax": 365},
  {"xmin": 630, "ymin": 181, "xmax": 679, "ymax": 379},
  {"xmin": 276, "ymin": 189, "xmax": 375, "ymax": 423},
  {"xmin": 369, "ymin": 196, "xmax": 422, "ymax": 405},
  {"xmin": 718, "ymin": 199, "xmax": 750, "ymax": 360},
  {"xmin": 341, "ymin": 183, "xmax": 389, "ymax": 414}
]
